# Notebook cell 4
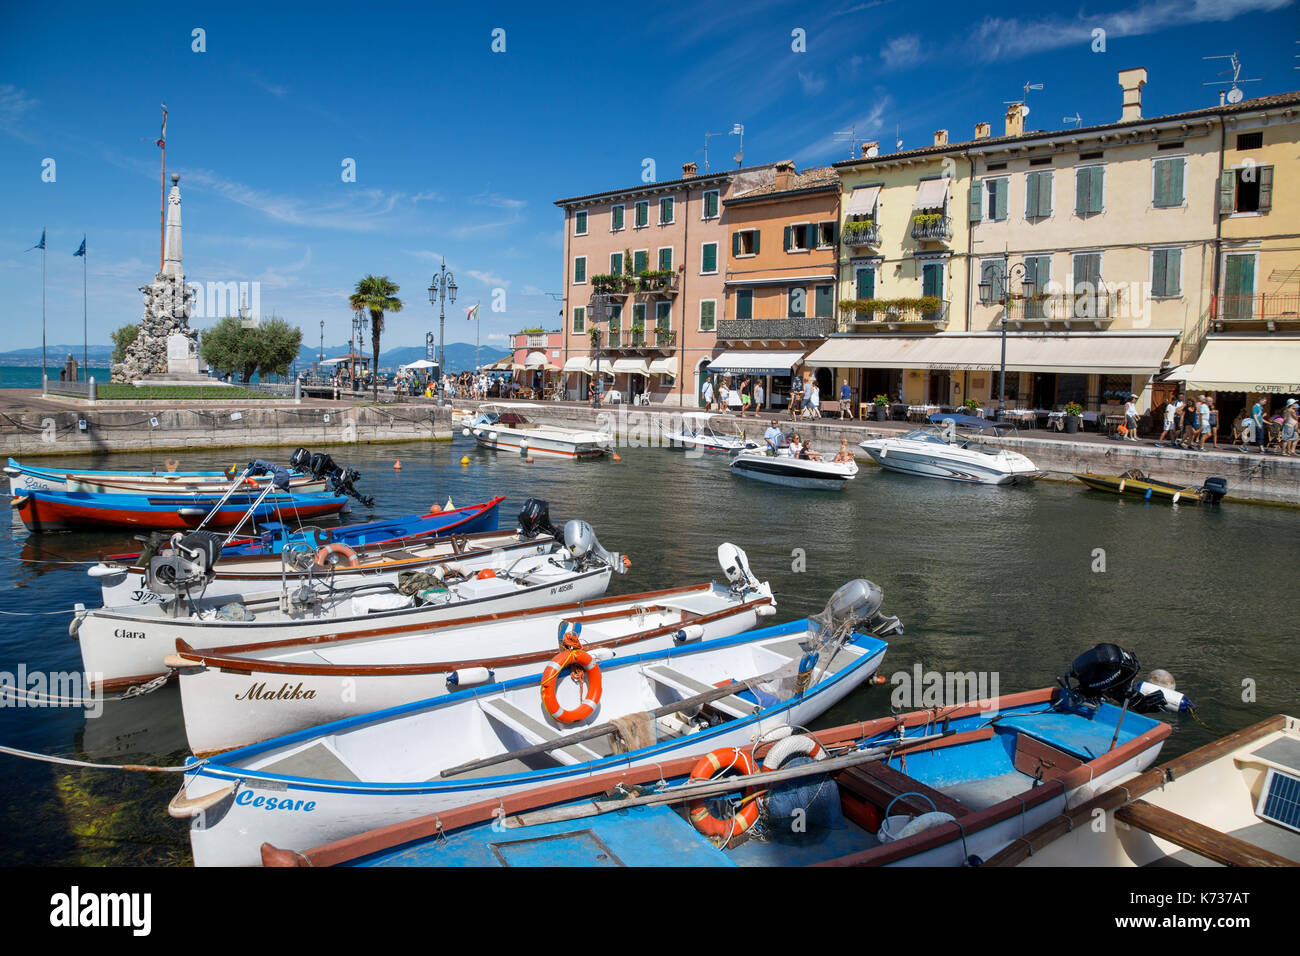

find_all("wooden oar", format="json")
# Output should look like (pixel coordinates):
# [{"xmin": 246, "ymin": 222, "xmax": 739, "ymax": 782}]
[
  {"xmin": 439, "ymin": 663, "xmax": 798, "ymax": 779},
  {"xmin": 506, "ymin": 731, "xmax": 952, "ymax": 828}
]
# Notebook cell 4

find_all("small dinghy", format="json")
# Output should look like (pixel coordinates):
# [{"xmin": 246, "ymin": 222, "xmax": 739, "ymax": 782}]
[
  {"xmin": 169, "ymin": 579, "xmax": 905, "ymax": 866},
  {"xmin": 258, "ymin": 642, "xmax": 1173, "ymax": 869},
  {"xmin": 730, "ymin": 448, "xmax": 858, "ymax": 490},
  {"xmin": 1074, "ymin": 470, "xmax": 1227, "ymax": 505},
  {"xmin": 169, "ymin": 544, "xmax": 777, "ymax": 756},
  {"xmin": 666, "ymin": 412, "xmax": 759, "ymax": 454},
  {"xmin": 466, "ymin": 404, "xmax": 612, "ymax": 459},
  {"xmin": 72, "ymin": 520, "xmax": 627, "ymax": 691}
]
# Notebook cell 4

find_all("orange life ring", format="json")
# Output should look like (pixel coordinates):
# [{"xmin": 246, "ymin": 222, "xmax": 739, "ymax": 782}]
[
  {"xmin": 540, "ymin": 648, "xmax": 602, "ymax": 724},
  {"xmin": 687, "ymin": 748, "xmax": 761, "ymax": 841},
  {"xmin": 315, "ymin": 543, "xmax": 360, "ymax": 568},
  {"xmin": 476, "ymin": 568, "xmax": 497, "ymax": 580}
]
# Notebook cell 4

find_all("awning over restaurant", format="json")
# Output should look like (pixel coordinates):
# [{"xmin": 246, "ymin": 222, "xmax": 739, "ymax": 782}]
[
  {"xmin": 708, "ymin": 349, "xmax": 807, "ymax": 376},
  {"xmin": 611, "ymin": 358, "xmax": 650, "ymax": 376},
  {"xmin": 562, "ymin": 356, "xmax": 588, "ymax": 373},
  {"xmin": 648, "ymin": 357, "xmax": 679, "ymax": 376},
  {"xmin": 845, "ymin": 185, "xmax": 881, "ymax": 216},
  {"xmin": 524, "ymin": 350, "xmax": 549, "ymax": 368},
  {"xmin": 805, "ymin": 332, "xmax": 1178, "ymax": 375},
  {"xmin": 1181, "ymin": 337, "xmax": 1300, "ymax": 393},
  {"xmin": 913, "ymin": 178, "xmax": 950, "ymax": 211},
  {"xmin": 586, "ymin": 362, "xmax": 615, "ymax": 378}
]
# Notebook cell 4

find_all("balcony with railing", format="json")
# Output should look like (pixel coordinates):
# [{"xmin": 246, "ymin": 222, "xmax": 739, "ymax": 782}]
[
  {"xmin": 590, "ymin": 275, "xmax": 632, "ymax": 298},
  {"xmin": 842, "ymin": 220, "xmax": 881, "ymax": 248},
  {"xmin": 716, "ymin": 316, "xmax": 836, "ymax": 342},
  {"xmin": 595, "ymin": 325, "xmax": 679, "ymax": 351},
  {"xmin": 910, "ymin": 214, "xmax": 952, "ymax": 244},
  {"xmin": 1004, "ymin": 290, "xmax": 1120, "ymax": 328},
  {"xmin": 839, "ymin": 299, "xmax": 949, "ymax": 332},
  {"xmin": 635, "ymin": 271, "xmax": 679, "ymax": 296},
  {"xmin": 1211, "ymin": 293, "xmax": 1300, "ymax": 331}
]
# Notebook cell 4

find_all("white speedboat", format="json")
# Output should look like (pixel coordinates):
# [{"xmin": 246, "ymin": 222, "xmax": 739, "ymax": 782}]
[
  {"xmin": 859, "ymin": 420, "xmax": 1041, "ymax": 485},
  {"xmin": 667, "ymin": 412, "xmax": 760, "ymax": 454},
  {"xmin": 465, "ymin": 404, "xmax": 612, "ymax": 459},
  {"xmin": 730, "ymin": 448, "xmax": 858, "ymax": 490}
]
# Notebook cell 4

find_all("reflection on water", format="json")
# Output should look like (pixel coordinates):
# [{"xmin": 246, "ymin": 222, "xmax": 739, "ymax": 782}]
[{"xmin": 0, "ymin": 436, "xmax": 1296, "ymax": 863}]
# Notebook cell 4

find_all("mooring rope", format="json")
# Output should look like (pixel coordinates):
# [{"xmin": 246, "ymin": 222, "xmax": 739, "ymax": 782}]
[{"xmin": 0, "ymin": 743, "xmax": 196, "ymax": 773}]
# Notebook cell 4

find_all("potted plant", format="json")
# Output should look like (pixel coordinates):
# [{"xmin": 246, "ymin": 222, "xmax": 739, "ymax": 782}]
[
  {"xmin": 963, "ymin": 397, "xmax": 980, "ymax": 413},
  {"xmin": 1064, "ymin": 401, "xmax": 1083, "ymax": 433},
  {"xmin": 873, "ymin": 393, "xmax": 889, "ymax": 421}
]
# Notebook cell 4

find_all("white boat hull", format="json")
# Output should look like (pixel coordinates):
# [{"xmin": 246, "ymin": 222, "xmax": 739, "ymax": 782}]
[
  {"xmin": 859, "ymin": 439, "xmax": 1040, "ymax": 485},
  {"xmin": 730, "ymin": 453, "xmax": 858, "ymax": 490},
  {"xmin": 472, "ymin": 424, "xmax": 610, "ymax": 459}
]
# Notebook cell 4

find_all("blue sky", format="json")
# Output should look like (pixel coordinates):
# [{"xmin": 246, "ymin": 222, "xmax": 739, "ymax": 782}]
[{"xmin": 1, "ymin": 0, "xmax": 1296, "ymax": 352}]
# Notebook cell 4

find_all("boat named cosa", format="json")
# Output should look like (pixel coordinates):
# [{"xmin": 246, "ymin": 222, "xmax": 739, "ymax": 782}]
[{"xmin": 234, "ymin": 682, "xmax": 317, "ymax": 702}]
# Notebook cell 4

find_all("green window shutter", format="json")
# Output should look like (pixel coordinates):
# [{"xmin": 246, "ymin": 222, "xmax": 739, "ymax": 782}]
[
  {"xmin": 815, "ymin": 285, "xmax": 833, "ymax": 318},
  {"xmin": 634, "ymin": 250, "xmax": 647, "ymax": 273},
  {"xmin": 737, "ymin": 290, "xmax": 752, "ymax": 320},
  {"xmin": 1225, "ymin": 255, "xmax": 1254, "ymax": 298},
  {"xmin": 733, "ymin": 232, "xmax": 742, "ymax": 256},
  {"xmin": 1218, "ymin": 170, "xmax": 1236, "ymax": 215},
  {"xmin": 783, "ymin": 226, "xmax": 792, "ymax": 251},
  {"xmin": 574, "ymin": 258, "xmax": 585, "ymax": 283},
  {"xmin": 1170, "ymin": 159, "xmax": 1184, "ymax": 205},
  {"xmin": 1026, "ymin": 174, "xmax": 1040, "ymax": 217},
  {"xmin": 1152, "ymin": 250, "xmax": 1168, "ymax": 296},
  {"xmin": 1089, "ymin": 167, "xmax": 1104, "ymax": 213},
  {"xmin": 659, "ymin": 248, "xmax": 672, "ymax": 271},
  {"xmin": 1258, "ymin": 165, "xmax": 1274, "ymax": 212},
  {"xmin": 610, "ymin": 253, "xmax": 622, "ymax": 274},
  {"xmin": 856, "ymin": 268, "xmax": 874, "ymax": 299},
  {"xmin": 994, "ymin": 180, "xmax": 1007, "ymax": 221},
  {"xmin": 922, "ymin": 263, "xmax": 942, "ymax": 298},
  {"xmin": 1166, "ymin": 249, "xmax": 1181, "ymax": 296},
  {"xmin": 1154, "ymin": 161, "xmax": 1169, "ymax": 206},
  {"xmin": 752, "ymin": 230, "xmax": 760, "ymax": 255},
  {"xmin": 573, "ymin": 307, "xmax": 585, "ymax": 333},
  {"xmin": 969, "ymin": 181, "xmax": 982, "ymax": 222},
  {"xmin": 700, "ymin": 300, "xmax": 715, "ymax": 330},
  {"xmin": 1038, "ymin": 172, "xmax": 1052, "ymax": 216},
  {"xmin": 1075, "ymin": 168, "xmax": 1088, "ymax": 216}
]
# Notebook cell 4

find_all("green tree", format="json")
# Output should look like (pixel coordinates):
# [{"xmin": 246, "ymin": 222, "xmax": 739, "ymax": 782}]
[
  {"xmin": 199, "ymin": 316, "xmax": 303, "ymax": 383},
  {"xmin": 349, "ymin": 276, "xmax": 403, "ymax": 401},
  {"xmin": 110, "ymin": 323, "xmax": 139, "ymax": 364}
]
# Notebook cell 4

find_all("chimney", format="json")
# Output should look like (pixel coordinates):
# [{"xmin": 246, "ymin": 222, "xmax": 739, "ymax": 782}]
[
  {"xmin": 1118, "ymin": 67, "xmax": 1147, "ymax": 122},
  {"xmin": 1004, "ymin": 103, "xmax": 1024, "ymax": 138},
  {"xmin": 861, "ymin": 141, "xmax": 879, "ymax": 158},
  {"xmin": 681, "ymin": 161, "xmax": 698, "ymax": 178},
  {"xmin": 974, "ymin": 122, "xmax": 991, "ymax": 140},
  {"xmin": 933, "ymin": 129, "xmax": 948, "ymax": 147},
  {"xmin": 773, "ymin": 159, "xmax": 796, "ymax": 190}
]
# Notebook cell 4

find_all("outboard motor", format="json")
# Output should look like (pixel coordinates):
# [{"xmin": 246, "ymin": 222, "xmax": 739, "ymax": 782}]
[
  {"xmin": 146, "ymin": 530, "xmax": 225, "ymax": 598},
  {"xmin": 1059, "ymin": 643, "xmax": 1165, "ymax": 713},
  {"xmin": 718, "ymin": 543, "xmax": 760, "ymax": 593},
  {"xmin": 248, "ymin": 459, "xmax": 291, "ymax": 491},
  {"xmin": 287, "ymin": 447, "xmax": 373, "ymax": 507},
  {"xmin": 1200, "ymin": 477, "xmax": 1228, "ymax": 505},
  {"xmin": 821, "ymin": 578, "xmax": 903, "ymax": 636},
  {"xmin": 518, "ymin": 498, "xmax": 562, "ymax": 540},
  {"xmin": 563, "ymin": 520, "xmax": 626, "ymax": 573}
]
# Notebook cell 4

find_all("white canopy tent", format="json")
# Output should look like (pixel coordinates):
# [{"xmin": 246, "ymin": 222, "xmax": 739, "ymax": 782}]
[{"xmin": 399, "ymin": 359, "xmax": 439, "ymax": 371}]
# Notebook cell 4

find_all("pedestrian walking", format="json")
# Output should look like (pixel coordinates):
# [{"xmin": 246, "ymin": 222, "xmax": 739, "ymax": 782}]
[
  {"xmin": 840, "ymin": 379, "xmax": 852, "ymax": 420},
  {"xmin": 1282, "ymin": 399, "xmax": 1299, "ymax": 456},
  {"xmin": 1209, "ymin": 397, "xmax": 1219, "ymax": 448},
  {"xmin": 740, "ymin": 377, "xmax": 752, "ymax": 418},
  {"xmin": 1158, "ymin": 397, "xmax": 1176, "ymax": 444},
  {"xmin": 809, "ymin": 380, "xmax": 821, "ymax": 419},
  {"xmin": 789, "ymin": 377, "xmax": 802, "ymax": 421},
  {"xmin": 754, "ymin": 381, "xmax": 765, "ymax": 412},
  {"xmin": 1124, "ymin": 394, "xmax": 1140, "ymax": 441},
  {"xmin": 701, "ymin": 377, "xmax": 714, "ymax": 411}
]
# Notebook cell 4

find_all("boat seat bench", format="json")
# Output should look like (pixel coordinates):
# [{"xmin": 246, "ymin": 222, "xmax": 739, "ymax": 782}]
[
  {"xmin": 641, "ymin": 665, "xmax": 756, "ymax": 719},
  {"xmin": 836, "ymin": 763, "xmax": 972, "ymax": 819},
  {"xmin": 1115, "ymin": 799, "xmax": 1296, "ymax": 867},
  {"xmin": 478, "ymin": 699, "xmax": 602, "ymax": 766}
]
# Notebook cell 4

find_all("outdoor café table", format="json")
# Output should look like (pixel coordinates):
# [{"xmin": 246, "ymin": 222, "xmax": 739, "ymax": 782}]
[
  {"xmin": 908, "ymin": 404, "xmax": 939, "ymax": 422},
  {"xmin": 1002, "ymin": 409, "xmax": 1036, "ymax": 429}
]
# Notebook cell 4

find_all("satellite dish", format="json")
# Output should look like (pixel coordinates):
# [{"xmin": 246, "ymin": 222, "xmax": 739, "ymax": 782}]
[
  {"xmin": 1227, "ymin": 87, "xmax": 1244, "ymax": 104},
  {"xmin": 1021, "ymin": 104, "xmax": 1030, "ymax": 118}
]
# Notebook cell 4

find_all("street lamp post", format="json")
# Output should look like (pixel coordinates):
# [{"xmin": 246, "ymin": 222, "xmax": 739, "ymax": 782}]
[
  {"xmin": 427, "ymin": 259, "xmax": 457, "ymax": 375},
  {"xmin": 589, "ymin": 293, "xmax": 609, "ymax": 409},
  {"xmin": 977, "ymin": 250, "xmax": 1035, "ymax": 420},
  {"xmin": 319, "ymin": 320, "xmax": 325, "ymax": 377}
]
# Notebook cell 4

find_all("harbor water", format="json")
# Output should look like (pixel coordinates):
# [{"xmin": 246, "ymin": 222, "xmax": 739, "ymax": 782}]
[{"xmin": 0, "ymin": 435, "xmax": 1296, "ymax": 864}]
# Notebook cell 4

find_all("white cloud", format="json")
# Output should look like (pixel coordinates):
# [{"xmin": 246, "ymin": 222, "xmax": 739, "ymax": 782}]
[
  {"xmin": 486, "ymin": 332, "xmax": 508, "ymax": 344},
  {"xmin": 467, "ymin": 269, "xmax": 510, "ymax": 288},
  {"xmin": 0, "ymin": 84, "xmax": 38, "ymax": 140},
  {"xmin": 798, "ymin": 71, "xmax": 826, "ymax": 96},
  {"xmin": 521, "ymin": 284, "xmax": 547, "ymax": 296},
  {"xmin": 180, "ymin": 167, "xmax": 407, "ymax": 231},
  {"xmin": 880, "ymin": 35, "xmax": 922, "ymax": 69}
]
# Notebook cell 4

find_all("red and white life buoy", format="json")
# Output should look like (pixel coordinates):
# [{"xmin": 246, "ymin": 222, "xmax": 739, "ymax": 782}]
[
  {"xmin": 314, "ymin": 543, "xmax": 360, "ymax": 568},
  {"xmin": 540, "ymin": 648, "xmax": 602, "ymax": 724},
  {"xmin": 686, "ymin": 748, "xmax": 761, "ymax": 841}
]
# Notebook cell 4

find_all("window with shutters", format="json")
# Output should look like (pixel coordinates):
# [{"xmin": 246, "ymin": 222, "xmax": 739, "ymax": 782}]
[
  {"xmin": 817, "ymin": 221, "xmax": 837, "ymax": 248},
  {"xmin": 1222, "ymin": 254, "xmax": 1255, "ymax": 320},
  {"xmin": 854, "ymin": 266, "xmax": 875, "ymax": 300},
  {"xmin": 610, "ymin": 205, "xmax": 625, "ymax": 231},
  {"xmin": 1023, "ymin": 255, "xmax": 1051, "ymax": 319},
  {"xmin": 658, "ymin": 247, "xmax": 673, "ymax": 271},
  {"xmin": 655, "ymin": 301, "xmax": 672, "ymax": 331},
  {"xmin": 979, "ymin": 258, "xmax": 1006, "ymax": 303},
  {"xmin": 609, "ymin": 252, "xmax": 623, "ymax": 275},
  {"xmin": 815, "ymin": 285, "xmax": 834, "ymax": 318},
  {"xmin": 608, "ymin": 303, "xmax": 623, "ymax": 332},
  {"xmin": 574, "ymin": 211, "xmax": 587, "ymax": 236},
  {"xmin": 634, "ymin": 201, "xmax": 649, "ymax": 228},
  {"xmin": 699, "ymin": 299, "xmax": 717, "ymax": 331},
  {"xmin": 700, "ymin": 241, "xmax": 718, "ymax": 275},
  {"xmin": 659, "ymin": 197, "xmax": 674, "ymax": 224},
  {"xmin": 572, "ymin": 307, "xmax": 585, "ymax": 334},
  {"xmin": 1072, "ymin": 252, "xmax": 1103, "ymax": 318},
  {"xmin": 1150, "ymin": 248, "xmax": 1182, "ymax": 298},
  {"xmin": 733, "ymin": 229, "xmax": 759, "ymax": 257},
  {"xmin": 1222, "ymin": 164, "xmax": 1274, "ymax": 214},
  {"xmin": 629, "ymin": 303, "xmax": 644, "ymax": 329},
  {"xmin": 1074, "ymin": 165, "xmax": 1104, "ymax": 216},
  {"xmin": 573, "ymin": 257, "xmax": 586, "ymax": 284},
  {"xmin": 785, "ymin": 223, "xmax": 812, "ymax": 252},
  {"xmin": 735, "ymin": 289, "xmax": 753, "ymax": 320},
  {"xmin": 1152, "ymin": 157, "xmax": 1185, "ymax": 208},
  {"xmin": 971, "ymin": 177, "xmax": 1008, "ymax": 222},
  {"xmin": 633, "ymin": 249, "xmax": 649, "ymax": 273},
  {"xmin": 702, "ymin": 190, "xmax": 720, "ymax": 219},
  {"xmin": 1025, "ymin": 170, "xmax": 1053, "ymax": 218}
]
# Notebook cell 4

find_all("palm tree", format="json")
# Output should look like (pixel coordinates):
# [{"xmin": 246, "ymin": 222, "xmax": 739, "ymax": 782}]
[{"xmin": 349, "ymin": 276, "xmax": 403, "ymax": 401}]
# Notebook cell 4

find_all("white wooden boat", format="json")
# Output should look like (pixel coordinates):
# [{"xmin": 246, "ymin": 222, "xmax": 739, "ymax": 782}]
[
  {"xmin": 5, "ymin": 457, "xmax": 325, "ymax": 496},
  {"xmin": 464, "ymin": 404, "xmax": 612, "ymax": 459},
  {"xmin": 666, "ymin": 413, "xmax": 760, "ymax": 454},
  {"xmin": 730, "ymin": 448, "xmax": 858, "ymax": 490},
  {"xmin": 170, "ymin": 580, "xmax": 903, "ymax": 866},
  {"xmin": 72, "ymin": 522, "xmax": 626, "ymax": 691},
  {"xmin": 988, "ymin": 714, "xmax": 1300, "ymax": 868},
  {"xmin": 170, "ymin": 548, "xmax": 775, "ymax": 756},
  {"xmin": 88, "ymin": 528, "xmax": 555, "ymax": 608}
]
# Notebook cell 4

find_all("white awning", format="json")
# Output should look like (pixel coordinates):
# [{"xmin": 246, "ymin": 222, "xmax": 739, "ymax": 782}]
[
  {"xmin": 1160, "ymin": 364, "xmax": 1191, "ymax": 382},
  {"xmin": 586, "ymin": 362, "xmax": 615, "ymax": 377},
  {"xmin": 805, "ymin": 332, "xmax": 1177, "ymax": 375},
  {"xmin": 649, "ymin": 357, "xmax": 679, "ymax": 376},
  {"xmin": 524, "ymin": 350, "xmax": 549, "ymax": 368},
  {"xmin": 845, "ymin": 185, "xmax": 881, "ymax": 216},
  {"xmin": 562, "ymin": 356, "xmax": 589, "ymax": 373},
  {"xmin": 1181, "ymin": 337, "xmax": 1300, "ymax": 393},
  {"xmin": 399, "ymin": 359, "xmax": 439, "ymax": 370},
  {"xmin": 913, "ymin": 178, "xmax": 950, "ymax": 211},
  {"xmin": 611, "ymin": 358, "xmax": 650, "ymax": 376},
  {"xmin": 708, "ymin": 349, "xmax": 807, "ymax": 375}
]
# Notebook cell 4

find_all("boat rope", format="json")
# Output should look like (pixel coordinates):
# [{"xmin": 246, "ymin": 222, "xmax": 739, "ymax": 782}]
[
  {"xmin": 0, "ymin": 671, "xmax": 172, "ymax": 705},
  {"xmin": 1187, "ymin": 705, "xmax": 1216, "ymax": 735},
  {"xmin": 0, "ymin": 553, "xmax": 101, "ymax": 566},
  {"xmin": 0, "ymin": 743, "xmax": 198, "ymax": 773},
  {"xmin": 0, "ymin": 606, "xmax": 78, "ymax": 615}
]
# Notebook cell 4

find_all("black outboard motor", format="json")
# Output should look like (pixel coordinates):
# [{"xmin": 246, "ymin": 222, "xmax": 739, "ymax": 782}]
[
  {"xmin": 146, "ymin": 530, "xmax": 225, "ymax": 595},
  {"xmin": 1200, "ymin": 477, "xmax": 1228, "ymax": 505},
  {"xmin": 1059, "ymin": 643, "xmax": 1165, "ymax": 714},
  {"xmin": 248, "ymin": 459, "xmax": 291, "ymax": 491},
  {"xmin": 287, "ymin": 447, "xmax": 373, "ymax": 507},
  {"xmin": 518, "ymin": 498, "xmax": 562, "ymax": 540}
]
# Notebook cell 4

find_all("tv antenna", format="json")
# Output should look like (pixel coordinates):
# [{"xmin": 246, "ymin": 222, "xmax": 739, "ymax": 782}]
[
  {"xmin": 894, "ymin": 123, "xmax": 902, "ymax": 152},
  {"xmin": 1203, "ymin": 52, "xmax": 1261, "ymax": 104},
  {"xmin": 730, "ymin": 124, "xmax": 744, "ymax": 168},
  {"xmin": 1063, "ymin": 112, "xmax": 1082, "ymax": 128},
  {"xmin": 701, "ymin": 130, "xmax": 727, "ymax": 172},
  {"xmin": 832, "ymin": 124, "xmax": 858, "ymax": 159},
  {"xmin": 1005, "ymin": 81, "xmax": 1043, "ymax": 120}
]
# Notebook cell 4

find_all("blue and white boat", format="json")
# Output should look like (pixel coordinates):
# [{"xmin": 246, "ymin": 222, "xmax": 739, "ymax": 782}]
[
  {"xmin": 859, "ymin": 416, "xmax": 1041, "ymax": 485},
  {"xmin": 168, "ymin": 580, "xmax": 903, "ymax": 866}
]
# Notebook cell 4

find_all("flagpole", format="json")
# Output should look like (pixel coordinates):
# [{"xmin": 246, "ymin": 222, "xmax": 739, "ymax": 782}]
[
  {"xmin": 41, "ymin": 226, "xmax": 47, "ymax": 384},
  {"xmin": 82, "ymin": 238, "xmax": 88, "ymax": 380}
]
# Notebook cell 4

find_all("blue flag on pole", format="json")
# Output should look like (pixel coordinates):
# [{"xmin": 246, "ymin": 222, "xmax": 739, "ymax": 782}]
[
  {"xmin": 30, "ymin": 230, "xmax": 45, "ymax": 251},
  {"xmin": 74, "ymin": 237, "xmax": 86, "ymax": 257}
]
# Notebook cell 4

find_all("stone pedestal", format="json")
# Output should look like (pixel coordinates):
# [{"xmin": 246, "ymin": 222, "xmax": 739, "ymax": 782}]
[{"xmin": 167, "ymin": 332, "xmax": 199, "ymax": 375}]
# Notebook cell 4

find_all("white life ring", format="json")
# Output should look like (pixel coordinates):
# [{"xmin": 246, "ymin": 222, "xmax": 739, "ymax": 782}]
[{"xmin": 761, "ymin": 733, "xmax": 826, "ymax": 772}]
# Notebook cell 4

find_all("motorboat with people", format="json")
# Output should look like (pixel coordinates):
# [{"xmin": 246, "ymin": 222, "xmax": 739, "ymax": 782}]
[
  {"xmin": 1074, "ymin": 470, "xmax": 1228, "ymax": 505},
  {"xmin": 465, "ymin": 403, "xmax": 612, "ymax": 459},
  {"xmin": 730, "ymin": 430, "xmax": 858, "ymax": 490},
  {"xmin": 666, "ymin": 412, "xmax": 760, "ymax": 454},
  {"xmin": 858, "ymin": 415, "xmax": 1041, "ymax": 485}
]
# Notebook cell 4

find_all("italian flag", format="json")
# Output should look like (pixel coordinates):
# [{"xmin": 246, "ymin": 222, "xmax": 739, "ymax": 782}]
[{"xmin": 465, "ymin": 302, "xmax": 480, "ymax": 321}]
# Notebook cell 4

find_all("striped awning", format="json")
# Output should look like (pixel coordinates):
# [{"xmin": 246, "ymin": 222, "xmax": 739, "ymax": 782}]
[
  {"xmin": 708, "ymin": 349, "xmax": 807, "ymax": 375},
  {"xmin": 845, "ymin": 185, "xmax": 881, "ymax": 216}
]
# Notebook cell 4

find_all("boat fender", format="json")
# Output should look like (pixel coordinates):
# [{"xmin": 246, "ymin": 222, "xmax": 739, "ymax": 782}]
[
  {"xmin": 898, "ymin": 811, "xmax": 957, "ymax": 839},
  {"xmin": 540, "ymin": 648, "xmax": 602, "ymax": 724},
  {"xmin": 446, "ymin": 667, "xmax": 494, "ymax": 687},
  {"xmin": 10, "ymin": 494, "xmax": 27, "ymax": 509},
  {"xmin": 488, "ymin": 431, "xmax": 498, "ymax": 442},
  {"xmin": 675, "ymin": 624, "xmax": 706, "ymax": 644},
  {"xmin": 86, "ymin": 563, "xmax": 126, "ymax": 580},
  {"xmin": 1169, "ymin": 491, "xmax": 1179, "ymax": 504},
  {"xmin": 462, "ymin": 428, "xmax": 471, "ymax": 437},
  {"xmin": 315, "ymin": 543, "xmax": 360, "ymax": 568},
  {"xmin": 687, "ymin": 749, "xmax": 762, "ymax": 841},
  {"xmin": 167, "ymin": 781, "xmax": 238, "ymax": 819},
  {"xmin": 760, "ymin": 734, "xmax": 825, "ymax": 772},
  {"xmin": 755, "ymin": 604, "xmax": 776, "ymax": 617},
  {"xmin": 68, "ymin": 607, "xmax": 87, "ymax": 639},
  {"xmin": 589, "ymin": 647, "xmax": 615, "ymax": 662},
  {"xmin": 1117, "ymin": 479, "xmax": 1126, "ymax": 493},
  {"xmin": 1137, "ymin": 680, "xmax": 1191, "ymax": 714}
]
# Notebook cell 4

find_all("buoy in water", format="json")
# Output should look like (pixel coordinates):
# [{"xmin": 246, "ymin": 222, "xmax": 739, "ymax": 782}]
[
  {"xmin": 461, "ymin": 428, "xmax": 470, "ymax": 437},
  {"xmin": 393, "ymin": 459, "xmax": 401, "ymax": 470},
  {"xmin": 612, "ymin": 452, "xmax": 621, "ymax": 462},
  {"xmin": 525, "ymin": 456, "xmax": 534, "ymax": 463},
  {"xmin": 460, "ymin": 456, "xmax": 469, "ymax": 466},
  {"xmin": 869, "ymin": 674, "xmax": 888, "ymax": 685}
]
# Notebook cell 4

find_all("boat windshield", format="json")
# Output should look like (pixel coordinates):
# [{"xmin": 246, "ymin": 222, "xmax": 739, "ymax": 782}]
[{"xmin": 900, "ymin": 430, "xmax": 949, "ymax": 444}]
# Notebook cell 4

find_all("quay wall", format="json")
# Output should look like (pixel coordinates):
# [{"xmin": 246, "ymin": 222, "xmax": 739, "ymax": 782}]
[
  {"xmin": 456, "ymin": 401, "xmax": 1300, "ymax": 507},
  {"xmin": 0, "ymin": 403, "xmax": 453, "ymax": 459}
]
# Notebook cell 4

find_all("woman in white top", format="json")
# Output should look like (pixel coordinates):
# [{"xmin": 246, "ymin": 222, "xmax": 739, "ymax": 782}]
[{"xmin": 1124, "ymin": 395, "xmax": 1139, "ymax": 441}]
